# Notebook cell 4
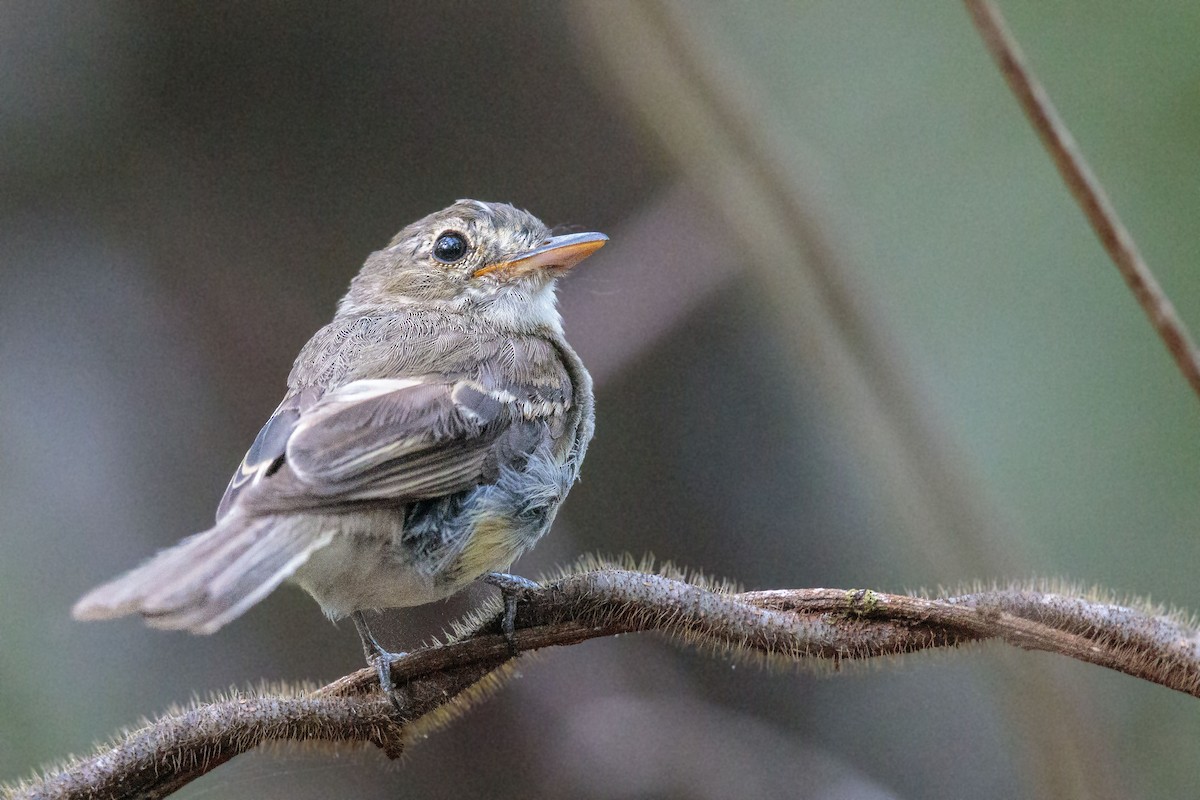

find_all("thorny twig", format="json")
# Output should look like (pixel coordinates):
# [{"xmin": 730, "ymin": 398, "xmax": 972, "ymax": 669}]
[{"xmin": 13, "ymin": 568, "xmax": 1200, "ymax": 799}]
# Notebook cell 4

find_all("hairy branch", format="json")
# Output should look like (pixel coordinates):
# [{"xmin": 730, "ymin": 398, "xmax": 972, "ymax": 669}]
[
  {"xmin": 964, "ymin": 0, "xmax": 1200, "ymax": 402},
  {"xmin": 14, "ymin": 567, "xmax": 1200, "ymax": 799}
]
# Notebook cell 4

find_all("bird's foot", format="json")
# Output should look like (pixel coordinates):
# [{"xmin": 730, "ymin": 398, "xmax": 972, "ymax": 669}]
[
  {"xmin": 481, "ymin": 572, "xmax": 540, "ymax": 655},
  {"xmin": 352, "ymin": 611, "xmax": 407, "ymax": 713},
  {"xmin": 368, "ymin": 650, "xmax": 407, "ymax": 714}
]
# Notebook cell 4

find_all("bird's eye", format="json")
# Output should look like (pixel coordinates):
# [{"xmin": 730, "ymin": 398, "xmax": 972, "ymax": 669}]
[{"xmin": 432, "ymin": 232, "xmax": 469, "ymax": 263}]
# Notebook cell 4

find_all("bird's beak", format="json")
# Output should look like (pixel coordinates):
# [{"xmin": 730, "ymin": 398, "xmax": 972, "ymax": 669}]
[{"xmin": 474, "ymin": 232, "xmax": 608, "ymax": 280}]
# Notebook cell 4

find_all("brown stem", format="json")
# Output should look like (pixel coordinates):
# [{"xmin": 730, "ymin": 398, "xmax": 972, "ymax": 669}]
[
  {"xmin": 14, "ymin": 569, "xmax": 1200, "ymax": 799},
  {"xmin": 964, "ymin": 0, "xmax": 1200, "ymax": 402}
]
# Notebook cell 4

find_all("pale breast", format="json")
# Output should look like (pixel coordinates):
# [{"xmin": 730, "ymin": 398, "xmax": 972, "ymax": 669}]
[{"xmin": 290, "ymin": 510, "xmax": 450, "ymax": 618}]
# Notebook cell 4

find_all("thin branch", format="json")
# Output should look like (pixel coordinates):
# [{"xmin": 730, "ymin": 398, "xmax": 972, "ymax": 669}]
[
  {"xmin": 964, "ymin": 0, "xmax": 1200, "ymax": 402},
  {"xmin": 24, "ymin": 695, "xmax": 401, "ymax": 800},
  {"xmin": 14, "ymin": 569, "xmax": 1200, "ymax": 800},
  {"xmin": 579, "ymin": 0, "xmax": 1014, "ymax": 574},
  {"xmin": 572, "ymin": 6, "xmax": 1099, "ymax": 793}
]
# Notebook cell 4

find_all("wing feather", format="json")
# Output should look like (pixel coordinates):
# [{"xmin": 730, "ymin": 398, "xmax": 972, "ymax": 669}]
[
  {"xmin": 216, "ymin": 388, "xmax": 320, "ymax": 520},
  {"xmin": 234, "ymin": 377, "xmax": 525, "ymax": 513}
]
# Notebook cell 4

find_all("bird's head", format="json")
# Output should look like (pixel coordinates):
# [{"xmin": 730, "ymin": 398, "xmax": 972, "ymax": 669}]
[{"xmin": 339, "ymin": 200, "xmax": 607, "ymax": 333}]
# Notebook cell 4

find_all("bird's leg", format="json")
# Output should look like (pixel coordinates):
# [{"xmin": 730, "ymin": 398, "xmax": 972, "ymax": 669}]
[
  {"xmin": 481, "ymin": 572, "xmax": 540, "ymax": 654},
  {"xmin": 352, "ymin": 610, "xmax": 406, "ymax": 713}
]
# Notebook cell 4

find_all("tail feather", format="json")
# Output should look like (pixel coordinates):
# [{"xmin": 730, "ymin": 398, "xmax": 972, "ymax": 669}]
[{"xmin": 72, "ymin": 516, "xmax": 331, "ymax": 635}]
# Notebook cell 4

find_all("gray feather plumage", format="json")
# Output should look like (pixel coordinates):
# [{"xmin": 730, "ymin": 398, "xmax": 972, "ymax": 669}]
[{"xmin": 72, "ymin": 200, "xmax": 598, "ymax": 634}]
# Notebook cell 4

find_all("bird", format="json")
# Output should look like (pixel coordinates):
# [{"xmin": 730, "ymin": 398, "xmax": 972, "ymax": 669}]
[{"xmin": 73, "ymin": 199, "xmax": 604, "ymax": 702}]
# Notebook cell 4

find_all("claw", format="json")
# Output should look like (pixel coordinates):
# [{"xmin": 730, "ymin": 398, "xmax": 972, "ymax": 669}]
[
  {"xmin": 353, "ymin": 611, "xmax": 407, "ymax": 712},
  {"xmin": 481, "ymin": 572, "xmax": 540, "ymax": 655}
]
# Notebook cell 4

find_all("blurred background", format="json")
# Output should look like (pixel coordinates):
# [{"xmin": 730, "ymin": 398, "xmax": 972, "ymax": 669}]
[{"xmin": 4, "ymin": 2, "xmax": 1200, "ymax": 797}]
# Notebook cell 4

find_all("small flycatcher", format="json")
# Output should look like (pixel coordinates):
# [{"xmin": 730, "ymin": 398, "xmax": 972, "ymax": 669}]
[{"xmin": 74, "ymin": 200, "xmax": 604, "ymax": 698}]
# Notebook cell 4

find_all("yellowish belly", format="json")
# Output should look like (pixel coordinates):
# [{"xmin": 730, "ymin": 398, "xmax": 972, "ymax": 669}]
[{"xmin": 445, "ymin": 515, "xmax": 529, "ymax": 587}]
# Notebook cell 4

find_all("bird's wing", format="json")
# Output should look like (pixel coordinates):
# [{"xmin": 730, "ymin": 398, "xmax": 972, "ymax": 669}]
[
  {"xmin": 216, "ymin": 387, "xmax": 321, "ymax": 520},
  {"xmin": 228, "ymin": 376, "xmax": 537, "ymax": 515}
]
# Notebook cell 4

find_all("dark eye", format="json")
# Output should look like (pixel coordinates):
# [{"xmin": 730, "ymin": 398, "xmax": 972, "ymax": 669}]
[{"xmin": 433, "ymin": 231, "xmax": 469, "ymax": 263}]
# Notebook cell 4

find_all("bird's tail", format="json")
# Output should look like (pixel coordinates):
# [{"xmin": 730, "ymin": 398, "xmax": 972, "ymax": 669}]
[{"xmin": 72, "ymin": 515, "xmax": 333, "ymax": 635}]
